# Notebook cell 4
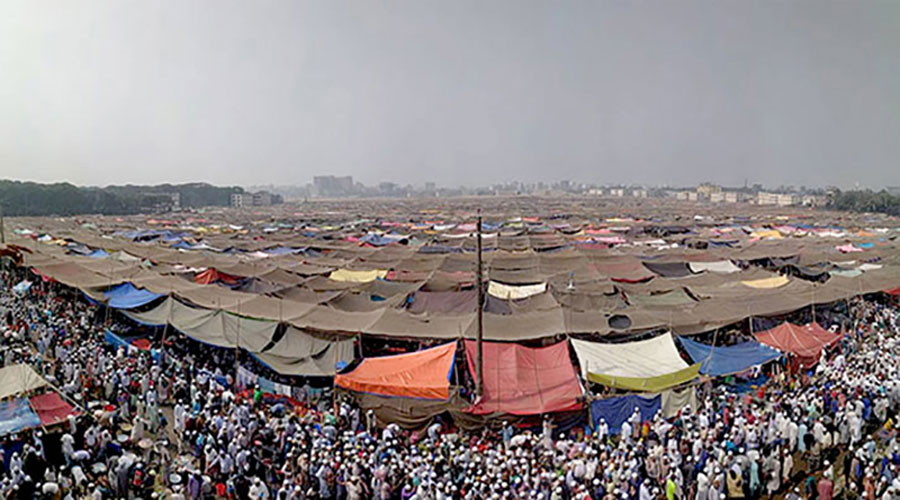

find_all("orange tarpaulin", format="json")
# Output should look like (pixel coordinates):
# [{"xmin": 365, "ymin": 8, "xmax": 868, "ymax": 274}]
[
  {"xmin": 464, "ymin": 340, "xmax": 583, "ymax": 415},
  {"xmin": 753, "ymin": 322, "xmax": 841, "ymax": 367},
  {"xmin": 335, "ymin": 342, "xmax": 456, "ymax": 400}
]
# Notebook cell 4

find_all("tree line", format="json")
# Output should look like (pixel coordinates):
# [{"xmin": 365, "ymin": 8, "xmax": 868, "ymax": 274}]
[
  {"xmin": 0, "ymin": 180, "xmax": 243, "ymax": 216},
  {"xmin": 826, "ymin": 189, "xmax": 900, "ymax": 216}
]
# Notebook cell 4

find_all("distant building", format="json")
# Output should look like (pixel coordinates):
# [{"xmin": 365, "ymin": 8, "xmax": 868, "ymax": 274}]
[
  {"xmin": 776, "ymin": 193, "xmax": 799, "ymax": 206},
  {"xmin": 609, "ymin": 188, "xmax": 625, "ymax": 197},
  {"xmin": 757, "ymin": 192, "xmax": 779, "ymax": 205},
  {"xmin": 232, "ymin": 191, "xmax": 283, "ymax": 208},
  {"xmin": 631, "ymin": 189, "xmax": 648, "ymax": 198},
  {"xmin": 697, "ymin": 183, "xmax": 722, "ymax": 196},
  {"xmin": 313, "ymin": 175, "xmax": 354, "ymax": 197},
  {"xmin": 230, "ymin": 193, "xmax": 250, "ymax": 208}
]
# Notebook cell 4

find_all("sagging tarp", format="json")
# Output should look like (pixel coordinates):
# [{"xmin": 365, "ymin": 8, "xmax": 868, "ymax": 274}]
[
  {"xmin": 334, "ymin": 342, "xmax": 456, "ymax": 400},
  {"xmin": 487, "ymin": 281, "xmax": 547, "ymax": 299},
  {"xmin": 252, "ymin": 327, "xmax": 355, "ymax": 377},
  {"xmin": 642, "ymin": 261, "xmax": 694, "ymax": 278},
  {"xmin": 660, "ymin": 386, "xmax": 698, "ymax": 418},
  {"xmin": 688, "ymin": 261, "xmax": 740, "ymax": 274},
  {"xmin": 0, "ymin": 364, "xmax": 49, "ymax": 400},
  {"xmin": 590, "ymin": 394, "xmax": 660, "ymax": 434},
  {"xmin": 679, "ymin": 337, "xmax": 781, "ymax": 376},
  {"xmin": 463, "ymin": 340, "xmax": 582, "ymax": 415},
  {"xmin": 571, "ymin": 333, "xmax": 689, "ymax": 379},
  {"xmin": 0, "ymin": 398, "xmax": 41, "ymax": 436},
  {"xmin": 329, "ymin": 269, "xmax": 388, "ymax": 283},
  {"xmin": 586, "ymin": 364, "xmax": 701, "ymax": 392},
  {"xmin": 103, "ymin": 282, "xmax": 164, "ymax": 309},
  {"xmin": 348, "ymin": 391, "xmax": 470, "ymax": 430},
  {"xmin": 572, "ymin": 334, "xmax": 700, "ymax": 392},
  {"xmin": 29, "ymin": 392, "xmax": 76, "ymax": 427},
  {"xmin": 753, "ymin": 322, "xmax": 841, "ymax": 366}
]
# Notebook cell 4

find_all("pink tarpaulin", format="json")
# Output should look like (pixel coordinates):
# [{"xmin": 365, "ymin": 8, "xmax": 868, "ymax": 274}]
[
  {"xmin": 29, "ymin": 392, "xmax": 77, "ymax": 427},
  {"xmin": 464, "ymin": 340, "xmax": 583, "ymax": 415},
  {"xmin": 753, "ymin": 322, "xmax": 841, "ymax": 367}
]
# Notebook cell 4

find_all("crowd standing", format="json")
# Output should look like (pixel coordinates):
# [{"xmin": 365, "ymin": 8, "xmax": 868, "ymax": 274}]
[{"xmin": 1, "ymin": 264, "xmax": 900, "ymax": 500}]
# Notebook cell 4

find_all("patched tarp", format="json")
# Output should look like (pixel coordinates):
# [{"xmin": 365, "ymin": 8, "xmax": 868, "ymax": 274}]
[
  {"xmin": 0, "ymin": 398, "xmax": 41, "ymax": 436},
  {"xmin": 753, "ymin": 322, "xmax": 841, "ymax": 366},
  {"xmin": 0, "ymin": 364, "xmax": 49, "ymax": 400},
  {"xmin": 590, "ymin": 394, "xmax": 660, "ymax": 434},
  {"xmin": 334, "ymin": 342, "xmax": 456, "ymax": 400},
  {"xmin": 29, "ymin": 392, "xmax": 76, "ymax": 427},
  {"xmin": 103, "ymin": 282, "xmax": 164, "ymax": 309},
  {"xmin": 679, "ymin": 337, "xmax": 781, "ymax": 376},
  {"xmin": 463, "ymin": 340, "xmax": 582, "ymax": 415}
]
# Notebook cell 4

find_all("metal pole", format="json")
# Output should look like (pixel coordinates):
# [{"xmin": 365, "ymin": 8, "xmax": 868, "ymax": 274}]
[
  {"xmin": 475, "ymin": 209, "xmax": 484, "ymax": 397},
  {"xmin": 0, "ymin": 204, "xmax": 5, "ymax": 244}
]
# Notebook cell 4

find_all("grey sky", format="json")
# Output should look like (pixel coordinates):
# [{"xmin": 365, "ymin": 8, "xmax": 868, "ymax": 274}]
[{"xmin": 1, "ymin": 1, "xmax": 899, "ymax": 189}]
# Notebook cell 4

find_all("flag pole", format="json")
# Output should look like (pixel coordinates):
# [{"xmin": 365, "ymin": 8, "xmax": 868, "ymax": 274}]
[{"xmin": 475, "ymin": 209, "xmax": 484, "ymax": 397}]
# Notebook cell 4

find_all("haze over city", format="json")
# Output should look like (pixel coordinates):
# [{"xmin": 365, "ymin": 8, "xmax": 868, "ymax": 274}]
[{"xmin": 2, "ymin": 0, "xmax": 900, "ymax": 189}]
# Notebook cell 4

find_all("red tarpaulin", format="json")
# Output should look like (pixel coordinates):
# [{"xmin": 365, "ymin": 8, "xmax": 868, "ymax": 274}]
[
  {"xmin": 194, "ymin": 268, "xmax": 241, "ymax": 285},
  {"xmin": 335, "ymin": 342, "xmax": 456, "ymax": 400},
  {"xmin": 29, "ymin": 392, "xmax": 77, "ymax": 427},
  {"xmin": 464, "ymin": 340, "xmax": 583, "ymax": 415},
  {"xmin": 753, "ymin": 322, "xmax": 841, "ymax": 367},
  {"xmin": 886, "ymin": 287, "xmax": 900, "ymax": 296}
]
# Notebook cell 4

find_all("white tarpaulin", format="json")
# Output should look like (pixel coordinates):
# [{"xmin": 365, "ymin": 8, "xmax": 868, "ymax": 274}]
[
  {"xmin": 688, "ymin": 261, "xmax": 741, "ymax": 274},
  {"xmin": 487, "ymin": 281, "xmax": 547, "ymax": 300},
  {"xmin": 570, "ymin": 333, "xmax": 689, "ymax": 379},
  {"xmin": 0, "ymin": 364, "xmax": 48, "ymax": 400}
]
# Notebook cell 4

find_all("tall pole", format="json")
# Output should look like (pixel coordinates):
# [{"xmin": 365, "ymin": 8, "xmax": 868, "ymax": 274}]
[
  {"xmin": 0, "ymin": 203, "xmax": 5, "ymax": 244},
  {"xmin": 475, "ymin": 209, "xmax": 484, "ymax": 397}
]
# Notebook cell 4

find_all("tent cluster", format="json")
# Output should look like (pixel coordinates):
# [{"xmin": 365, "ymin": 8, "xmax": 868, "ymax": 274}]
[
  {"xmin": 3, "ymin": 207, "xmax": 899, "ymax": 426},
  {"xmin": 0, "ymin": 364, "xmax": 78, "ymax": 436}
]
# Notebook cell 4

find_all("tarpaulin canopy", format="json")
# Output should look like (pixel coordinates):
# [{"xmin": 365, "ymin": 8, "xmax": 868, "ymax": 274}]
[
  {"xmin": 586, "ymin": 364, "xmax": 701, "ymax": 392},
  {"xmin": 679, "ymin": 337, "xmax": 781, "ymax": 376},
  {"xmin": 642, "ymin": 261, "xmax": 694, "ymax": 278},
  {"xmin": 753, "ymin": 322, "xmax": 841, "ymax": 365},
  {"xmin": 487, "ymin": 281, "xmax": 547, "ymax": 299},
  {"xmin": 0, "ymin": 364, "xmax": 49, "ymax": 400},
  {"xmin": 463, "ymin": 340, "xmax": 582, "ymax": 415},
  {"xmin": 0, "ymin": 398, "xmax": 41, "ymax": 436},
  {"xmin": 29, "ymin": 392, "xmax": 76, "ymax": 427},
  {"xmin": 688, "ymin": 261, "xmax": 741, "ymax": 274},
  {"xmin": 194, "ymin": 268, "xmax": 242, "ymax": 285},
  {"xmin": 570, "ymin": 333, "xmax": 689, "ymax": 379},
  {"xmin": 741, "ymin": 275, "xmax": 790, "ymax": 288},
  {"xmin": 329, "ymin": 269, "xmax": 388, "ymax": 283},
  {"xmin": 572, "ymin": 334, "xmax": 700, "ymax": 392},
  {"xmin": 590, "ymin": 394, "xmax": 660, "ymax": 434},
  {"xmin": 103, "ymin": 282, "xmax": 164, "ymax": 309},
  {"xmin": 335, "ymin": 342, "xmax": 456, "ymax": 400},
  {"xmin": 252, "ymin": 327, "xmax": 356, "ymax": 377}
]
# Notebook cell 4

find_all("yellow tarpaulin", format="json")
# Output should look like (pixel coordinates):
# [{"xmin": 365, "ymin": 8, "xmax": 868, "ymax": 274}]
[
  {"xmin": 741, "ymin": 275, "xmax": 790, "ymax": 289},
  {"xmin": 329, "ymin": 269, "xmax": 388, "ymax": 283},
  {"xmin": 586, "ymin": 363, "xmax": 701, "ymax": 392},
  {"xmin": 750, "ymin": 230, "xmax": 783, "ymax": 240}
]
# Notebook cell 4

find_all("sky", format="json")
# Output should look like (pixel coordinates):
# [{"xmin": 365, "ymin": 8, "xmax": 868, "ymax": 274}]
[{"xmin": 1, "ymin": 1, "xmax": 899, "ymax": 190}]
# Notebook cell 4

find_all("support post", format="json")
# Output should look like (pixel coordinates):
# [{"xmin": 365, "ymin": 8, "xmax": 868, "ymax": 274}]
[{"xmin": 475, "ymin": 209, "xmax": 484, "ymax": 397}]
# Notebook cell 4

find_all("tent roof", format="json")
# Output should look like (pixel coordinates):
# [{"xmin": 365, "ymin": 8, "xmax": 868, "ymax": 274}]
[
  {"xmin": 0, "ymin": 364, "xmax": 49, "ymax": 400},
  {"xmin": 679, "ymin": 337, "xmax": 781, "ymax": 376},
  {"xmin": 335, "ymin": 342, "xmax": 456, "ymax": 400},
  {"xmin": 463, "ymin": 340, "xmax": 582, "ymax": 415},
  {"xmin": 753, "ymin": 321, "xmax": 841, "ymax": 361},
  {"xmin": 570, "ymin": 333, "xmax": 689, "ymax": 379}
]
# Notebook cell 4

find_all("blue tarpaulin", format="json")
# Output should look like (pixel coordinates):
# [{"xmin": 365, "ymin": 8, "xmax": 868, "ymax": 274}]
[
  {"xmin": 104, "ymin": 283, "xmax": 164, "ymax": 309},
  {"xmin": 86, "ymin": 249, "xmax": 110, "ymax": 258},
  {"xmin": 679, "ymin": 337, "xmax": 781, "ymax": 377},
  {"xmin": 590, "ymin": 394, "xmax": 661, "ymax": 434},
  {"xmin": 0, "ymin": 398, "xmax": 41, "ymax": 436}
]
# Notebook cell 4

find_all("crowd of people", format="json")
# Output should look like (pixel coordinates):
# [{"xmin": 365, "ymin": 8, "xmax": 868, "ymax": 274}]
[{"xmin": 0, "ymin": 263, "xmax": 900, "ymax": 499}]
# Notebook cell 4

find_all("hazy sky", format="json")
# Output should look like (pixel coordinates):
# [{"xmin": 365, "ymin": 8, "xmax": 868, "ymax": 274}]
[{"xmin": 2, "ymin": 1, "xmax": 899, "ymax": 189}]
